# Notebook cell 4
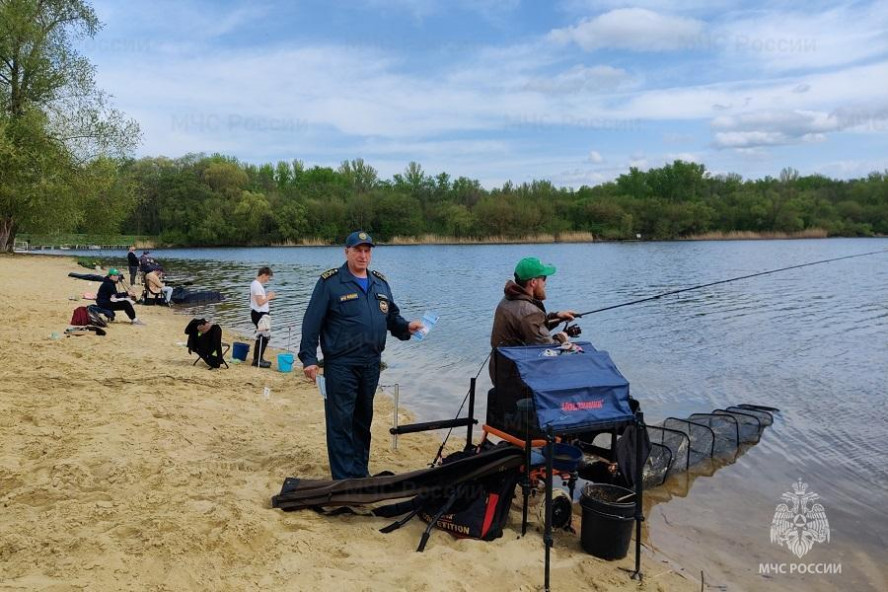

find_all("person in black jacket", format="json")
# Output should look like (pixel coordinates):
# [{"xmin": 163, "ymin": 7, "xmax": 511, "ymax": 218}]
[
  {"xmin": 126, "ymin": 246, "xmax": 140, "ymax": 285},
  {"xmin": 97, "ymin": 268, "xmax": 145, "ymax": 325}
]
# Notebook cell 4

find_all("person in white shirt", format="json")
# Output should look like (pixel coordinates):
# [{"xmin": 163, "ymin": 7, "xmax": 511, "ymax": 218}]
[{"xmin": 250, "ymin": 266, "xmax": 276, "ymax": 368}]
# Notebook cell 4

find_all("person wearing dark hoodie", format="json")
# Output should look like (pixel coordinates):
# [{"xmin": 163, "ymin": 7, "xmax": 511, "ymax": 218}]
[
  {"xmin": 97, "ymin": 268, "xmax": 145, "ymax": 325},
  {"xmin": 488, "ymin": 257, "xmax": 578, "ymax": 382}
]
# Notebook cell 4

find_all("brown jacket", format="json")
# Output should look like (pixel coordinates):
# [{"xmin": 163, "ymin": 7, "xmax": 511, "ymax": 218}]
[
  {"xmin": 490, "ymin": 280, "xmax": 562, "ymax": 348},
  {"xmin": 145, "ymin": 270, "xmax": 165, "ymax": 292},
  {"xmin": 489, "ymin": 280, "xmax": 562, "ymax": 381}
]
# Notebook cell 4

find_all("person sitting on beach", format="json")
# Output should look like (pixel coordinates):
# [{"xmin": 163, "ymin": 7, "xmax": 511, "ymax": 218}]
[
  {"xmin": 490, "ymin": 257, "xmax": 578, "ymax": 346},
  {"xmin": 145, "ymin": 269, "xmax": 173, "ymax": 304},
  {"xmin": 97, "ymin": 268, "xmax": 145, "ymax": 325},
  {"xmin": 489, "ymin": 257, "xmax": 579, "ymax": 383}
]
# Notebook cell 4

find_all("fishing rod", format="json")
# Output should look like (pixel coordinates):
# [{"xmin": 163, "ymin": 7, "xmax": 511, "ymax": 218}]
[{"xmin": 573, "ymin": 248, "xmax": 888, "ymax": 318}]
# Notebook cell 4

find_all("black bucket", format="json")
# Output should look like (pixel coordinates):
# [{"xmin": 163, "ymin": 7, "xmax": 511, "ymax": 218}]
[{"xmin": 579, "ymin": 483, "xmax": 636, "ymax": 560}]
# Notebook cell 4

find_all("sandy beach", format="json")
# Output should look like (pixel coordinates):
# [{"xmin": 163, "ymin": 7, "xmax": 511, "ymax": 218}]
[{"xmin": 0, "ymin": 254, "xmax": 696, "ymax": 591}]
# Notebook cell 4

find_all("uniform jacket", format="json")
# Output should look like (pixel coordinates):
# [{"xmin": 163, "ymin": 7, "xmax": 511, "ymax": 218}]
[
  {"xmin": 298, "ymin": 263, "xmax": 411, "ymax": 367},
  {"xmin": 489, "ymin": 280, "xmax": 562, "ymax": 349}
]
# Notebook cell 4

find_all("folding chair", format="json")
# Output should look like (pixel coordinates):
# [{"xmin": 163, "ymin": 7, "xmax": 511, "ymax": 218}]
[
  {"xmin": 184, "ymin": 318, "xmax": 230, "ymax": 369},
  {"xmin": 141, "ymin": 272, "xmax": 171, "ymax": 306},
  {"xmin": 141, "ymin": 283, "xmax": 167, "ymax": 306}
]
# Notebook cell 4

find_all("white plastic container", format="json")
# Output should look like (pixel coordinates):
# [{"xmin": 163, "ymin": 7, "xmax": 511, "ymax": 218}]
[
  {"xmin": 317, "ymin": 375, "xmax": 327, "ymax": 399},
  {"xmin": 412, "ymin": 311, "xmax": 439, "ymax": 341}
]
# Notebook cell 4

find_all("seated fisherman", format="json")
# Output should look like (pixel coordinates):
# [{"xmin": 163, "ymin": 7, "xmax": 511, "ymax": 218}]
[
  {"xmin": 97, "ymin": 268, "xmax": 145, "ymax": 326},
  {"xmin": 489, "ymin": 256, "xmax": 579, "ymax": 383},
  {"xmin": 145, "ymin": 268, "xmax": 173, "ymax": 304}
]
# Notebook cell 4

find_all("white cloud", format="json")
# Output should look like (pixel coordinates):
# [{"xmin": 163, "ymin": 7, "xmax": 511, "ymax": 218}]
[
  {"xmin": 588, "ymin": 150, "xmax": 604, "ymax": 163},
  {"xmin": 557, "ymin": 0, "xmax": 738, "ymax": 15},
  {"xmin": 713, "ymin": 130, "xmax": 826, "ymax": 149},
  {"xmin": 820, "ymin": 158, "xmax": 888, "ymax": 177},
  {"xmin": 549, "ymin": 8, "xmax": 705, "ymax": 52},
  {"xmin": 362, "ymin": 0, "xmax": 519, "ymax": 21},
  {"xmin": 93, "ymin": 0, "xmax": 271, "ymax": 41},
  {"xmin": 712, "ymin": 110, "xmax": 837, "ymax": 135},
  {"xmin": 665, "ymin": 152, "xmax": 701, "ymax": 163},
  {"xmin": 551, "ymin": 167, "xmax": 609, "ymax": 186},
  {"xmin": 523, "ymin": 65, "xmax": 635, "ymax": 94},
  {"xmin": 710, "ymin": 103, "xmax": 888, "ymax": 149},
  {"xmin": 715, "ymin": 4, "xmax": 888, "ymax": 72}
]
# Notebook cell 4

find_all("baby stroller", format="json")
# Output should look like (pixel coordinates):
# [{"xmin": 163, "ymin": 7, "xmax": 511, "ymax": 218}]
[{"xmin": 184, "ymin": 318, "xmax": 229, "ymax": 369}]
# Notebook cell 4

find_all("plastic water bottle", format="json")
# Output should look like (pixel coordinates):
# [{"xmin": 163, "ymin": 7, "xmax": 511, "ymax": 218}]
[
  {"xmin": 262, "ymin": 386, "xmax": 271, "ymax": 400},
  {"xmin": 412, "ymin": 311, "xmax": 439, "ymax": 341},
  {"xmin": 316, "ymin": 376, "xmax": 327, "ymax": 399}
]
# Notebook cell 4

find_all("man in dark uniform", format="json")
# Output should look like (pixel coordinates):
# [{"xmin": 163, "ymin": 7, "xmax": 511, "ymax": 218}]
[{"xmin": 299, "ymin": 231, "xmax": 421, "ymax": 479}]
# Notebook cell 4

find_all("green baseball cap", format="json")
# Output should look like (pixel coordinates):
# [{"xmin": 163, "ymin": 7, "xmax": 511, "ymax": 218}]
[
  {"xmin": 514, "ymin": 257, "xmax": 556, "ymax": 281},
  {"xmin": 108, "ymin": 268, "xmax": 121, "ymax": 276}
]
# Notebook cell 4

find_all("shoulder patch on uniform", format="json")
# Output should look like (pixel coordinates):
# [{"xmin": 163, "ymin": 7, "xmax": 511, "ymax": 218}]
[
  {"xmin": 320, "ymin": 268, "xmax": 339, "ymax": 280},
  {"xmin": 371, "ymin": 270, "xmax": 388, "ymax": 282}
]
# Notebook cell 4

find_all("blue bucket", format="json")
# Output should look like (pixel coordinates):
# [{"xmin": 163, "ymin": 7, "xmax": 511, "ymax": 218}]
[
  {"xmin": 278, "ymin": 352, "xmax": 295, "ymax": 373},
  {"xmin": 232, "ymin": 342, "xmax": 249, "ymax": 361}
]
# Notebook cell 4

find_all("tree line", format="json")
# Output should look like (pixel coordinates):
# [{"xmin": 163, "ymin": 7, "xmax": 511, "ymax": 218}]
[
  {"xmin": 113, "ymin": 155, "xmax": 887, "ymax": 246},
  {"xmin": 2, "ymin": 1, "xmax": 886, "ymax": 251}
]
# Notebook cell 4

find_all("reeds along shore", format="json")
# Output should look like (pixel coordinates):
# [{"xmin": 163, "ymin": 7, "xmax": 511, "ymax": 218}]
[
  {"xmin": 22, "ymin": 228, "xmax": 838, "ymax": 251},
  {"xmin": 261, "ymin": 228, "xmax": 835, "ymax": 247},
  {"xmin": 0, "ymin": 254, "xmax": 697, "ymax": 592}
]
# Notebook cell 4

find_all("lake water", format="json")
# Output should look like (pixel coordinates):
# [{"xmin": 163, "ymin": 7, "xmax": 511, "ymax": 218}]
[{"xmin": 56, "ymin": 238, "xmax": 887, "ymax": 590}]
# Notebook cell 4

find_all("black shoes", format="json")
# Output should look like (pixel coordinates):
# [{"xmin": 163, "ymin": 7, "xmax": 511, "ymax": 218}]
[{"xmin": 251, "ymin": 360, "xmax": 271, "ymax": 368}]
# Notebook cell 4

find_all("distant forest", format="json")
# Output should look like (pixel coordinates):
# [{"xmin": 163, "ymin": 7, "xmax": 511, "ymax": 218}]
[{"xmin": 111, "ymin": 155, "xmax": 887, "ymax": 245}]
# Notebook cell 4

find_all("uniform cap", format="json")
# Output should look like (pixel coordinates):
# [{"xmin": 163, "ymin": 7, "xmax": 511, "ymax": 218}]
[
  {"xmin": 345, "ymin": 231, "xmax": 375, "ymax": 248},
  {"xmin": 514, "ymin": 257, "xmax": 556, "ymax": 281}
]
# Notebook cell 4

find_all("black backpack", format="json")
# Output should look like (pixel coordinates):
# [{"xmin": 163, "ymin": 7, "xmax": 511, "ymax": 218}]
[{"xmin": 86, "ymin": 305, "xmax": 110, "ymax": 327}]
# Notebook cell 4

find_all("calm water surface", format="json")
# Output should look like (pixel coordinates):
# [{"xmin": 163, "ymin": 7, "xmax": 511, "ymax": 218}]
[{"xmin": 58, "ymin": 238, "xmax": 888, "ymax": 590}]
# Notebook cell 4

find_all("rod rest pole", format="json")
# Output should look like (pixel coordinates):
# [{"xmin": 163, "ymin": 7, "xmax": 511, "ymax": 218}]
[
  {"xmin": 467, "ymin": 377, "xmax": 476, "ymax": 448},
  {"xmin": 389, "ymin": 417, "xmax": 477, "ymax": 435},
  {"xmin": 631, "ymin": 411, "xmax": 645, "ymax": 581}
]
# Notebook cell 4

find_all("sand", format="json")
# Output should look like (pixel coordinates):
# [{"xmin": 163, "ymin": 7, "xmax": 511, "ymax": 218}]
[{"xmin": 0, "ymin": 254, "xmax": 696, "ymax": 591}]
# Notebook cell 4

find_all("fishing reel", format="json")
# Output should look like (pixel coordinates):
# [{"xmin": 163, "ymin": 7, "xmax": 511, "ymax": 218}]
[{"xmin": 564, "ymin": 323, "xmax": 582, "ymax": 338}]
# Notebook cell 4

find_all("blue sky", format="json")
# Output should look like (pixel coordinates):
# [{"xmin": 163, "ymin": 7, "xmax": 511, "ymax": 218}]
[{"xmin": 82, "ymin": 0, "xmax": 888, "ymax": 187}]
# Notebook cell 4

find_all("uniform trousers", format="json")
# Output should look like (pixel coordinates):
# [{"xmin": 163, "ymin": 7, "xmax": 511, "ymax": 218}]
[{"xmin": 323, "ymin": 359, "xmax": 381, "ymax": 479}]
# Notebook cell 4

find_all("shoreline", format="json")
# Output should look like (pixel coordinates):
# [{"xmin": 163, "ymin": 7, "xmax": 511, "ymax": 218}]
[
  {"xmin": 0, "ymin": 254, "xmax": 697, "ymax": 591},
  {"xmin": 20, "ymin": 228, "xmax": 885, "ymax": 251}
]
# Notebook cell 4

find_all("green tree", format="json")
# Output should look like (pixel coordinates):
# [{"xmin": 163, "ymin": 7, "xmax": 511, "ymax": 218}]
[
  {"xmin": 274, "ymin": 200, "xmax": 308, "ymax": 242},
  {"xmin": 233, "ymin": 190, "xmax": 273, "ymax": 242},
  {"xmin": 0, "ymin": 0, "xmax": 140, "ymax": 251},
  {"xmin": 339, "ymin": 158, "xmax": 378, "ymax": 194}
]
